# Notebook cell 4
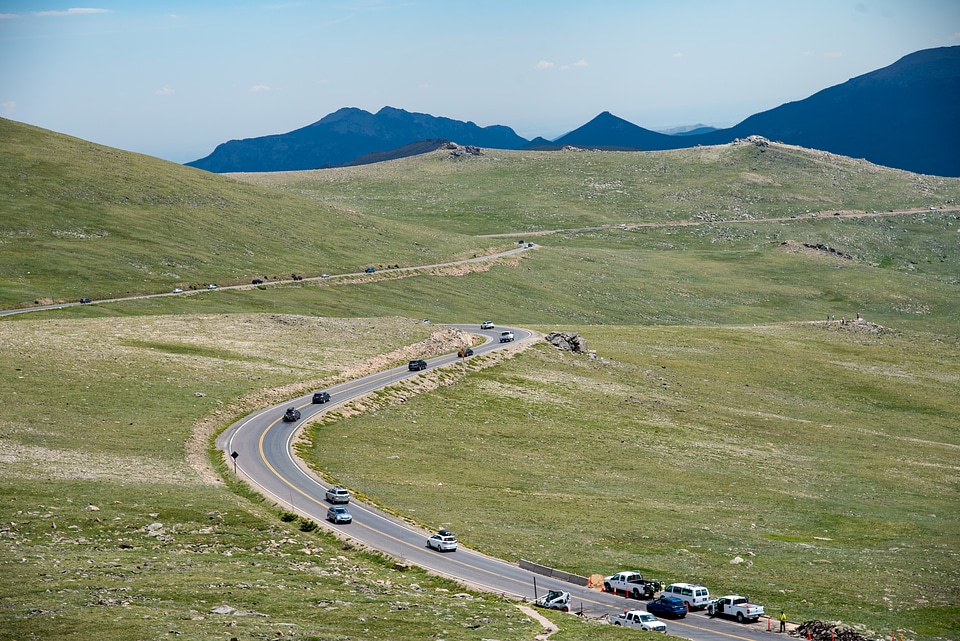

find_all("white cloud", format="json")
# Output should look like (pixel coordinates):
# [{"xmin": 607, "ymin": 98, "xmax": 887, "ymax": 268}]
[
  {"xmin": 574, "ymin": 59, "xmax": 588, "ymax": 67},
  {"xmin": 418, "ymin": 83, "xmax": 432, "ymax": 90},
  {"xmin": 249, "ymin": 85, "xmax": 271, "ymax": 92},
  {"xmin": 535, "ymin": 60, "xmax": 555, "ymax": 70},
  {"xmin": 672, "ymin": 52, "xmax": 683, "ymax": 58},
  {"xmin": 0, "ymin": 13, "xmax": 19, "ymax": 19},
  {"xmin": 155, "ymin": 87, "xmax": 174, "ymax": 96},
  {"xmin": 35, "ymin": 8, "xmax": 110, "ymax": 17},
  {"xmin": 1, "ymin": 101, "xmax": 15, "ymax": 115}
]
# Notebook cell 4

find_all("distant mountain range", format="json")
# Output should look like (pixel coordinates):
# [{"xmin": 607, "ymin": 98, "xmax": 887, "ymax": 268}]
[{"xmin": 187, "ymin": 46, "xmax": 960, "ymax": 177}]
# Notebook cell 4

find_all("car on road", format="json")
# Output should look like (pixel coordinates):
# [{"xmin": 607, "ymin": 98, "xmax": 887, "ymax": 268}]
[
  {"xmin": 458, "ymin": 347, "xmax": 474, "ymax": 357},
  {"xmin": 408, "ymin": 359, "xmax": 428, "ymax": 371},
  {"xmin": 499, "ymin": 331, "xmax": 514, "ymax": 343},
  {"xmin": 326, "ymin": 505, "xmax": 352, "ymax": 524},
  {"xmin": 79, "ymin": 297, "xmax": 91, "ymax": 304},
  {"xmin": 172, "ymin": 288, "xmax": 183, "ymax": 294},
  {"xmin": 207, "ymin": 284, "xmax": 218, "ymax": 290},
  {"xmin": 427, "ymin": 529, "xmax": 457, "ymax": 552},
  {"xmin": 321, "ymin": 273, "xmax": 330, "ymax": 278},
  {"xmin": 252, "ymin": 278, "xmax": 264, "ymax": 284},
  {"xmin": 364, "ymin": 267, "xmax": 375, "ymax": 273},
  {"xmin": 647, "ymin": 596, "xmax": 688, "ymax": 618},
  {"xmin": 480, "ymin": 321, "xmax": 495, "ymax": 329},
  {"xmin": 612, "ymin": 610, "xmax": 667, "ymax": 632},
  {"xmin": 282, "ymin": 407, "xmax": 301, "ymax": 422},
  {"xmin": 325, "ymin": 486, "xmax": 350, "ymax": 504},
  {"xmin": 663, "ymin": 582, "xmax": 710, "ymax": 610},
  {"xmin": 312, "ymin": 391, "xmax": 331, "ymax": 404}
]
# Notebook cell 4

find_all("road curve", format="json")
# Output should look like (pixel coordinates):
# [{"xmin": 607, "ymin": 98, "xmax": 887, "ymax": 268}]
[{"xmin": 217, "ymin": 324, "xmax": 778, "ymax": 641}]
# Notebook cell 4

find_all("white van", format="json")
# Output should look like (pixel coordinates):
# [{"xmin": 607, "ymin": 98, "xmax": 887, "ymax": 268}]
[{"xmin": 664, "ymin": 583, "xmax": 710, "ymax": 610}]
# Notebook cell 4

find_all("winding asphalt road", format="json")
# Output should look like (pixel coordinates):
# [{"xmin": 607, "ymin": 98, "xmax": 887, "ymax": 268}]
[{"xmin": 217, "ymin": 324, "xmax": 784, "ymax": 641}]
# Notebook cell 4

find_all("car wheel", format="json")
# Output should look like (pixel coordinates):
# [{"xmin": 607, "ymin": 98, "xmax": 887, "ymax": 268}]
[
  {"xmin": 614, "ymin": 622, "xmax": 621, "ymax": 626},
  {"xmin": 632, "ymin": 589, "xmax": 640, "ymax": 599},
  {"xmin": 603, "ymin": 583, "xmax": 611, "ymax": 593},
  {"xmin": 737, "ymin": 612, "xmax": 744, "ymax": 623}
]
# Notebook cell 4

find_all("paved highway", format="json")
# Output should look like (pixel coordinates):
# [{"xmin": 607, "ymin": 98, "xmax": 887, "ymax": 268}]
[{"xmin": 217, "ymin": 324, "xmax": 781, "ymax": 641}]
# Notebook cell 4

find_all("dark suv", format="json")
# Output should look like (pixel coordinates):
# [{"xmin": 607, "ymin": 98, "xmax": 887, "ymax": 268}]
[
  {"xmin": 282, "ymin": 407, "xmax": 301, "ymax": 422},
  {"xmin": 312, "ymin": 391, "xmax": 331, "ymax": 404},
  {"xmin": 408, "ymin": 359, "xmax": 428, "ymax": 371}
]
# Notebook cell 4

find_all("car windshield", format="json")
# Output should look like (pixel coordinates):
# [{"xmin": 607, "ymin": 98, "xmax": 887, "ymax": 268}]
[{"xmin": 639, "ymin": 614, "xmax": 655, "ymax": 622}]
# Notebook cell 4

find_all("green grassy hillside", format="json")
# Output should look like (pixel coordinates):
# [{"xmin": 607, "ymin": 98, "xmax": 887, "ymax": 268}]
[
  {"xmin": 0, "ymin": 118, "xmax": 509, "ymax": 308},
  {"xmin": 2, "ymin": 122, "xmax": 958, "ymax": 641}
]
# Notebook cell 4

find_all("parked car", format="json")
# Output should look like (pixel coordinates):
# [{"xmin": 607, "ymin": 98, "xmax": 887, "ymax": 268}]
[
  {"xmin": 364, "ymin": 267, "xmax": 375, "ymax": 273},
  {"xmin": 427, "ymin": 529, "xmax": 457, "ymax": 552},
  {"xmin": 326, "ymin": 505, "xmax": 352, "ymax": 524},
  {"xmin": 312, "ymin": 391, "xmax": 331, "ymax": 404},
  {"xmin": 458, "ymin": 347, "xmax": 474, "ymax": 357},
  {"xmin": 480, "ymin": 321, "xmax": 495, "ymax": 329},
  {"xmin": 325, "ymin": 486, "xmax": 350, "ymax": 504},
  {"xmin": 408, "ymin": 359, "xmax": 428, "ymax": 371},
  {"xmin": 663, "ymin": 583, "xmax": 710, "ymax": 610},
  {"xmin": 612, "ymin": 610, "xmax": 667, "ymax": 632},
  {"xmin": 172, "ymin": 288, "xmax": 183, "ymax": 294},
  {"xmin": 282, "ymin": 407, "xmax": 301, "ymax": 422},
  {"xmin": 79, "ymin": 297, "xmax": 91, "ymax": 304},
  {"xmin": 647, "ymin": 596, "xmax": 688, "ymax": 618},
  {"xmin": 207, "ymin": 284, "xmax": 217, "ymax": 290}
]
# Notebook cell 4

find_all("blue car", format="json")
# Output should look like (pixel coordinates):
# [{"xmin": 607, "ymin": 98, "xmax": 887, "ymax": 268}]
[{"xmin": 647, "ymin": 596, "xmax": 687, "ymax": 619}]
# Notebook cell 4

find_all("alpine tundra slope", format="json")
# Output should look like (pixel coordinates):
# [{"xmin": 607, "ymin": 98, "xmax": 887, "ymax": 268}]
[{"xmin": 218, "ymin": 324, "xmax": 777, "ymax": 641}]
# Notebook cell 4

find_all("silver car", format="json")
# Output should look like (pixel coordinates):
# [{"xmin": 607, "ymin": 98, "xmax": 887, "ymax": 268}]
[
  {"xmin": 326, "ymin": 506, "xmax": 352, "ymax": 524},
  {"xmin": 325, "ymin": 486, "xmax": 350, "ymax": 504}
]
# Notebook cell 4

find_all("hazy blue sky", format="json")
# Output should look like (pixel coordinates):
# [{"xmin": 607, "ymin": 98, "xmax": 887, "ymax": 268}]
[{"xmin": 2, "ymin": 1, "xmax": 958, "ymax": 163}]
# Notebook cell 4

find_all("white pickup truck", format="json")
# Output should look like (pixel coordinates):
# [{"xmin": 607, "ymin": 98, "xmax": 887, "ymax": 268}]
[
  {"xmin": 603, "ymin": 571, "xmax": 661, "ymax": 599},
  {"xmin": 499, "ymin": 331, "xmax": 514, "ymax": 343},
  {"xmin": 706, "ymin": 595, "xmax": 765, "ymax": 623},
  {"xmin": 611, "ymin": 610, "xmax": 667, "ymax": 632}
]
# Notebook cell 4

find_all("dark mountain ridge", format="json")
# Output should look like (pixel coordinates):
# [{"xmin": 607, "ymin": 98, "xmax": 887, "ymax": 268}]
[
  {"xmin": 186, "ymin": 106, "xmax": 528, "ymax": 173},
  {"xmin": 187, "ymin": 46, "xmax": 960, "ymax": 177}
]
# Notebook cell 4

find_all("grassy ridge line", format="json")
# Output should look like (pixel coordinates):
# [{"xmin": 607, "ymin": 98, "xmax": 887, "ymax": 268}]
[
  {"xmin": 0, "ymin": 118, "xmax": 502, "ymax": 307},
  {"xmin": 232, "ymin": 142, "xmax": 960, "ymax": 236}
]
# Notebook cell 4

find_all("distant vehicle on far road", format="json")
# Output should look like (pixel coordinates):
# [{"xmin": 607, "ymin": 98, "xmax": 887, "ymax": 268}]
[
  {"xmin": 364, "ymin": 267, "xmax": 375, "ymax": 273},
  {"xmin": 427, "ymin": 529, "xmax": 457, "ymax": 552},
  {"xmin": 408, "ymin": 359, "xmax": 428, "ymax": 371},
  {"xmin": 79, "ymin": 297, "xmax": 91, "ymax": 304},
  {"xmin": 172, "ymin": 288, "xmax": 183, "ymax": 294},
  {"xmin": 499, "ymin": 331, "xmax": 514, "ymax": 343},
  {"xmin": 480, "ymin": 321, "xmax": 495, "ymax": 329},
  {"xmin": 282, "ymin": 407, "xmax": 301, "ymax": 422},
  {"xmin": 207, "ymin": 284, "xmax": 217, "ymax": 290},
  {"xmin": 312, "ymin": 391, "xmax": 331, "ymax": 404}
]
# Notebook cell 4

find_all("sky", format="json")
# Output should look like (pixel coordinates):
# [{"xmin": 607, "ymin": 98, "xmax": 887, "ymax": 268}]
[{"xmin": 1, "ymin": 1, "xmax": 958, "ymax": 164}]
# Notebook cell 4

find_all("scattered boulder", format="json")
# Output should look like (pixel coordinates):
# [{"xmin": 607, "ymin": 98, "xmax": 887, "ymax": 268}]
[
  {"xmin": 446, "ymin": 143, "xmax": 482, "ymax": 158},
  {"xmin": 545, "ymin": 331, "xmax": 588, "ymax": 353}
]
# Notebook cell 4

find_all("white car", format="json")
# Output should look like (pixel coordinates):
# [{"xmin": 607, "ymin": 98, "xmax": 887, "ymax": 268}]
[
  {"xmin": 325, "ymin": 486, "xmax": 350, "ymax": 504},
  {"xmin": 480, "ymin": 321, "xmax": 495, "ymax": 329},
  {"xmin": 207, "ymin": 284, "xmax": 217, "ymax": 290},
  {"xmin": 427, "ymin": 529, "xmax": 457, "ymax": 552},
  {"xmin": 172, "ymin": 288, "xmax": 183, "ymax": 294}
]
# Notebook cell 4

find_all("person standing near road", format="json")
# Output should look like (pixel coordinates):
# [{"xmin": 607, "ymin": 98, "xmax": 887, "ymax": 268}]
[{"xmin": 779, "ymin": 610, "xmax": 787, "ymax": 632}]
